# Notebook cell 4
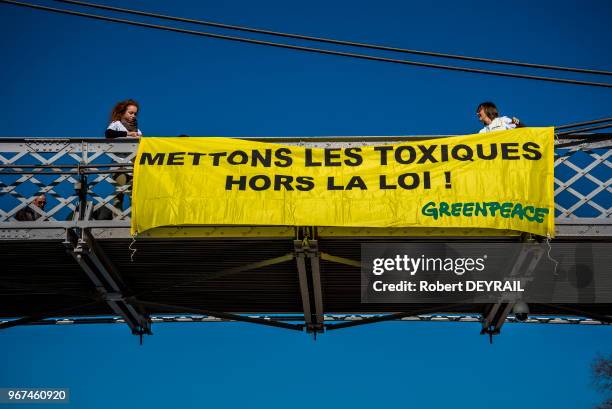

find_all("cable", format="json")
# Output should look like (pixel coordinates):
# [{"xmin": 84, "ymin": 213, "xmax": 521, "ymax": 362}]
[
  {"xmin": 555, "ymin": 117, "xmax": 612, "ymax": 130},
  {"xmin": 55, "ymin": 0, "xmax": 612, "ymax": 77},
  {"xmin": 556, "ymin": 123, "xmax": 612, "ymax": 136},
  {"xmin": 2, "ymin": 0, "xmax": 612, "ymax": 88}
]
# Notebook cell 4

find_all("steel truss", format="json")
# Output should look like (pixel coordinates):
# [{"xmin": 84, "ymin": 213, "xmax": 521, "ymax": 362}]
[
  {"xmin": 1, "ymin": 314, "xmax": 607, "ymax": 327},
  {"xmin": 1, "ymin": 135, "xmax": 610, "ymax": 227},
  {"xmin": 0, "ymin": 135, "xmax": 611, "ymax": 339}
]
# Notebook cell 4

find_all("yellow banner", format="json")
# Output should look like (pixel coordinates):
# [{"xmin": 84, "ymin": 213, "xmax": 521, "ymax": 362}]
[{"xmin": 132, "ymin": 128, "xmax": 555, "ymax": 237}]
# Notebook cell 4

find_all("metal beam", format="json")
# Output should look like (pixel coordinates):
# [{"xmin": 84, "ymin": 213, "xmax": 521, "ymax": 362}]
[
  {"xmin": 294, "ymin": 243, "xmax": 313, "ymax": 329},
  {"xmin": 2, "ymin": 221, "xmax": 612, "ymax": 241},
  {"xmin": 540, "ymin": 304, "xmax": 612, "ymax": 324},
  {"xmin": 325, "ymin": 304, "xmax": 464, "ymax": 331},
  {"xmin": 480, "ymin": 303, "xmax": 514, "ymax": 343},
  {"xmin": 2, "ymin": 314, "xmax": 608, "ymax": 328},
  {"xmin": 320, "ymin": 252, "xmax": 361, "ymax": 268},
  {"xmin": 64, "ymin": 228, "xmax": 151, "ymax": 336},
  {"xmin": 136, "ymin": 301, "xmax": 304, "ymax": 331},
  {"xmin": 294, "ymin": 239, "xmax": 324, "ymax": 333},
  {"xmin": 132, "ymin": 253, "xmax": 294, "ymax": 299},
  {"xmin": 0, "ymin": 301, "xmax": 101, "ymax": 330},
  {"xmin": 480, "ymin": 242, "xmax": 544, "ymax": 340},
  {"xmin": 309, "ymin": 244, "xmax": 325, "ymax": 329}
]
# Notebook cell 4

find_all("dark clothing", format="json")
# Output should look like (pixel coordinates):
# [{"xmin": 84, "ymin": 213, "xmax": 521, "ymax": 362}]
[
  {"xmin": 15, "ymin": 207, "xmax": 41, "ymax": 221},
  {"xmin": 105, "ymin": 129, "xmax": 128, "ymax": 139}
]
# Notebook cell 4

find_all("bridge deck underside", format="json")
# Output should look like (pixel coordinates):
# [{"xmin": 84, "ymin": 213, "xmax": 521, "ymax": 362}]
[{"xmin": 1, "ymin": 237, "xmax": 610, "ymax": 319}]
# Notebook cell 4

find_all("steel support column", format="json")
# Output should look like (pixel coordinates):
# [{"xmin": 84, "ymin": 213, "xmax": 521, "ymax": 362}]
[
  {"xmin": 294, "ymin": 239, "xmax": 324, "ymax": 334},
  {"xmin": 481, "ymin": 241, "xmax": 544, "ymax": 341}
]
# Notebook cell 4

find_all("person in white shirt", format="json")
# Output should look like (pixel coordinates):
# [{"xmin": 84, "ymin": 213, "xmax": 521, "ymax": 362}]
[
  {"xmin": 99, "ymin": 99, "xmax": 141, "ymax": 219},
  {"xmin": 105, "ymin": 99, "xmax": 142, "ymax": 138},
  {"xmin": 476, "ymin": 101, "xmax": 522, "ymax": 133}
]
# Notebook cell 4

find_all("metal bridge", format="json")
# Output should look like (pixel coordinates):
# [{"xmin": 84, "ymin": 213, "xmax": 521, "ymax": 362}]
[{"xmin": 1, "ymin": 135, "xmax": 610, "ymax": 341}]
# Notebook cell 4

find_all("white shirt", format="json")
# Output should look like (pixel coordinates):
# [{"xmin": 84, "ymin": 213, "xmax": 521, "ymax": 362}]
[
  {"xmin": 479, "ymin": 116, "xmax": 516, "ymax": 133},
  {"xmin": 108, "ymin": 121, "xmax": 142, "ymax": 136}
]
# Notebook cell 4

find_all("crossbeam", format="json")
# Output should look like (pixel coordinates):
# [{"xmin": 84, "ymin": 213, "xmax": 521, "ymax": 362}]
[{"xmin": 2, "ymin": 314, "xmax": 608, "ymax": 327}]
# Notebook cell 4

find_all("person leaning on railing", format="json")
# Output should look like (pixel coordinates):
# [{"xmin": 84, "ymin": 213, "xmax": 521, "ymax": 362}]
[
  {"xmin": 476, "ymin": 101, "xmax": 524, "ymax": 133},
  {"xmin": 16, "ymin": 193, "xmax": 46, "ymax": 221},
  {"xmin": 105, "ymin": 99, "xmax": 142, "ymax": 139},
  {"xmin": 97, "ymin": 99, "xmax": 142, "ymax": 220}
]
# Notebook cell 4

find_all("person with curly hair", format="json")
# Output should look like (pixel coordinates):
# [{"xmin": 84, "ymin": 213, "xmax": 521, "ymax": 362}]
[
  {"xmin": 105, "ymin": 99, "xmax": 142, "ymax": 138},
  {"xmin": 97, "ymin": 99, "xmax": 142, "ymax": 220}
]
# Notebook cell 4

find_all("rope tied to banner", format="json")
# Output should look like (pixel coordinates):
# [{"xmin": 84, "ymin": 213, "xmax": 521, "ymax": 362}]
[
  {"xmin": 545, "ymin": 233, "xmax": 559, "ymax": 277},
  {"xmin": 129, "ymin": 233, "xmax": 138, "ymax": 262}
]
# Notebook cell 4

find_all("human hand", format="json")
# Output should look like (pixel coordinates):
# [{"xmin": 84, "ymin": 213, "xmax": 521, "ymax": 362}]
[{"xmin": 127, "ymin": 131, "xmax": 140, "ymax": 138}]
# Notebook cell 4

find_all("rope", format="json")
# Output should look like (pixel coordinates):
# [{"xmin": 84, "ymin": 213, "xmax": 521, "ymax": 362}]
[
  {"xmin": 546, "ymin": 233, "xmax": 559, "ymax": 277},
  {"xmin": 129, "ymin": 234, "xmax": 138, "ymax": 262}
]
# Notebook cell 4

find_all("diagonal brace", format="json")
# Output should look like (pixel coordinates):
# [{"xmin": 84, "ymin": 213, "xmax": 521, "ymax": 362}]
[
  {"xmin": 65, "ymin": 228, "xmax": 151, "ymax": 336},
  {"xmin": 136, "ymin": 300, "xmax": 304, "ymax": 331}
]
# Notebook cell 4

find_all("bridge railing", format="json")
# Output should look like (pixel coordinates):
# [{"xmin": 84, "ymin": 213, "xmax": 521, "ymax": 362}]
[
  {"xmin": 0, "ymin": 136, "xmax": 610, "ymax": 226},
  {"xmin": 0, "ymin": 138, "xmax": 137, "ymax": 222}
]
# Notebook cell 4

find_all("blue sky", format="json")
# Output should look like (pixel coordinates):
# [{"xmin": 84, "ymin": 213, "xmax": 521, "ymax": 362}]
[
  {"xmin": 2, "ymin": 321, "xmax": 612, "ymax": 408},
  {"xmin": 1, "ymin": 0, "xmax": 611, "ymax": 407},
  {"xmin": 1, "ymin": 0, "xmax": 611, "ymax": 138}
]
